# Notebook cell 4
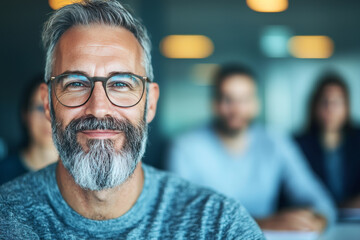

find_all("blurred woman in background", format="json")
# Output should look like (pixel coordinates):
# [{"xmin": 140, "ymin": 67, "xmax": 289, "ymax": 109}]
[
  {"xmin": 0, "ymin": 75, "xmax": 58, "ymax": 185},
  {"xmin": 295, "ymin": 72, "xmax": 360, "ymax": 208}
]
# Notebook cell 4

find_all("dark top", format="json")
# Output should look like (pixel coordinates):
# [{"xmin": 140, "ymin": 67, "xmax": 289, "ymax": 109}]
[
  {"xmin": 295, "ymin": 129, "xmax": 360, "ymax": 204},
  {"xmin": 323, "ymin": 144, "xmax": 344, "ymax": 202},
  {"xmin": 0, "ymin": 154, "xmax": 28, "ymax": 186}
]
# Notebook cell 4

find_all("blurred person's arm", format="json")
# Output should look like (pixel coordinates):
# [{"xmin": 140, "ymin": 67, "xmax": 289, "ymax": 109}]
[
  {"xmin": 256, "ymin": 209, "xmax": 326, "ymax": 231},
  {"xmin": 277, "ymin": 136, "xmax": 336, "ymax": 231}
]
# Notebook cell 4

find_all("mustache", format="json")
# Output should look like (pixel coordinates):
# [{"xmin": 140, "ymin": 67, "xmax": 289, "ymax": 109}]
[{"xmin": 64, "ymin": 115, "xmax": 136, "ymax": 133}]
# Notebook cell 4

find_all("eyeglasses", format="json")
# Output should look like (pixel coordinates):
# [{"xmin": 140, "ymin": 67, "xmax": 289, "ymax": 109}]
[{"xmin": 49, "ymin": 72, "xmax": 151, "ymax": 108}]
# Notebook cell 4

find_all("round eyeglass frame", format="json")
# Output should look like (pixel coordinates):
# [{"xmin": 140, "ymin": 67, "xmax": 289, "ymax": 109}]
[{"xmin": 48, "ymin": 72, "xmax": 151, "ymax": 108}]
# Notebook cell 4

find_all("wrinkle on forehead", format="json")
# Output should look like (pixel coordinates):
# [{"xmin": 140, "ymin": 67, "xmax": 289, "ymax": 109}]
[{"xmin": 77, "ymin": 44, "xmax": 131, "ymax": 56}]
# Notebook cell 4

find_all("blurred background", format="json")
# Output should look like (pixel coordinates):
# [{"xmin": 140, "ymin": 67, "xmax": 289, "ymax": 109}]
[{"xmin": 0, "ymin": 0, "xmax": 360, "ymax": 168}]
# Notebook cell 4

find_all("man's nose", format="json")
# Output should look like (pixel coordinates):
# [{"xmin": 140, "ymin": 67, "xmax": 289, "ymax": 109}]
[{"xmin": 84, "ymin": 82, "xmax": 114, "ymax": 118}]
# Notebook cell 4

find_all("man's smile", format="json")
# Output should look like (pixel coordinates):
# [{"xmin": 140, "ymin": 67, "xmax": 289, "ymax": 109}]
[{"xmin": 79, "ymin": 130, "xmax": 121, "ymax": 139}]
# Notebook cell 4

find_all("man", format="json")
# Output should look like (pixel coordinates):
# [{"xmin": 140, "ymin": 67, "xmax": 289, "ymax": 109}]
[
  {"xmin": 168, "ymin": 64, "xmax": 337, "ymax": 231},
  {"xmin": 0, "ymin": 1, "xmax": 264, "ymax": 239}
]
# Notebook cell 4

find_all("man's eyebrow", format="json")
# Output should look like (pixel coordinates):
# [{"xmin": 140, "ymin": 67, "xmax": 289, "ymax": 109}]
[
  {"xmin": 59, "ymin": 70, "xmax": 136, "ymax": 77},
  {"xmin": 108, "ymin": 71, "xmax": 136, "ymax": 77}
]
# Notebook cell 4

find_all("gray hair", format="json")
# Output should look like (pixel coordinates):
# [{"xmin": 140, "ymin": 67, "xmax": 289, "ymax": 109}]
[{"xmin": 42, "ymin": 0, "xmax": 153, "ymax": 82}]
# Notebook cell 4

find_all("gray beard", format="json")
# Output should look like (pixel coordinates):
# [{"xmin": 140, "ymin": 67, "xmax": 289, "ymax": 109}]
[{"xmin": 51, "ymin": 110, "xmax": 147, "ymax": 191}]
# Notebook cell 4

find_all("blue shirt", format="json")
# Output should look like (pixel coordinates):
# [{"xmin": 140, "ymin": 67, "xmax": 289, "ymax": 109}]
[
  {"xmin": 168, "ymin": 124, "xmax": 336, "ymax": 223},
  {"xmin": 0, "ymin": 162, "xmax": 264, "ymax": 239}
]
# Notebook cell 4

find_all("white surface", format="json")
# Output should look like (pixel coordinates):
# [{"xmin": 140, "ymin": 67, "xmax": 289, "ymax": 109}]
[
  {"xmin": 263, "ymin": 230, "xmax": 318, "ymax": 240},
  {"xmin": 263, "ymin": 223, "xmax": 360, "ymax": 240},
  {"xmin": 318, "ymin": 223, "xmax": 360, "ymax": 240}
]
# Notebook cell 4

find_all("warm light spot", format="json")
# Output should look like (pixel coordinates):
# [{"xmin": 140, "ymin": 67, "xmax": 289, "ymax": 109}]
[
  {"xmin": 246, "ymin": 0, "xmax": 288, "ymax": 13},
  {"xmin": 49, "ymin": 0, "xmax": 83, "ymax": 10},
  {"xmin": 160, "ymin": 35, "xmax": 214, "ymax": 59},
  {"xmin": 288, "ymin": 36, "xmax": 334, "ymax": 59}
]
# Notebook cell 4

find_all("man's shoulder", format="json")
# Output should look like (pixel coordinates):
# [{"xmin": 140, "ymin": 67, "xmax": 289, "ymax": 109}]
[
  {"xmin": 145, "ymin": 164, "xmax": 234, "ymax": 208},
  {"xmin": 145, "ymin": 163, "xmax": 219, "ymax": 194},
  {"xmin": 143, "ymin": 164, "xmax": 265, "ymax": 239},
  {"xmin": 255, "ymin": 125, "xmax": 299, "ymax": 152},
  {"xmin": 172, "ymin": 124, "xmax": 214, "ymax": 147},
  {"xmin": 251, "ymin": 124, "xmax": 284, "ymax": 142},
  {"xmin": 0, "ymin": 164, "xmax": 56, "ymax": 239},
  {"xmin": 0, "ymin": 163, "xmax": 55, "ymax": 208}
]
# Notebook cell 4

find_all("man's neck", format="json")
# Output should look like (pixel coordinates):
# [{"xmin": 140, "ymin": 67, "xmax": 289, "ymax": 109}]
[
  {"xmin": 217, "ymin": 127, "xmax": 249, "ymax": 155},
  {"xmin": 322, "ymin": 130, "xmax": 342, "ymax": 150},
  {"xmin": 56, "ymin": 161, "xmax": 144, "ymax": 220}
]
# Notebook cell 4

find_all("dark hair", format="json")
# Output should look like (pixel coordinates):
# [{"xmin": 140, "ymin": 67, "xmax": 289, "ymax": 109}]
[
  {"xmin": 19, "ymin": 74, "xmax": 45, "ymax": 149},
  {"xmin": 306, "ymin": 71, "xmax": 352, "ymax": 132},
  {"xmin": 213, "ymin": 63, "xmax": 256, "ymax": 100}
]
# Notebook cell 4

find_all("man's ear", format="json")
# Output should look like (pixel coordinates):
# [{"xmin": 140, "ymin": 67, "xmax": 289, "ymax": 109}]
[
  {"xmin": 40, "ymin": 83, "xmax": 51, "ymax": 122},
  {"xmin": 146, "ymin": 83, "xmax": 160, "ymax": 123}
]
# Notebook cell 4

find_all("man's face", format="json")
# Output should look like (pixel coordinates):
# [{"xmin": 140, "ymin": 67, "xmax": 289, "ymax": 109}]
[
  {"xmin": 40, "ymin": 24, "xmax": 159, "ymax": 190},
  {"xmin": 214, "ymin": 74, "xmax": 259, "ymax": 135}
]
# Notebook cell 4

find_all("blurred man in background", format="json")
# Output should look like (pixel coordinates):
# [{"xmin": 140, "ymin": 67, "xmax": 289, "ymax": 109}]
[
  {"xmin": 0, "ymin": 75, "xmax": 58, "ymax": 185},
  {"xmin": 295, "ymin": 72, "xmax": 360, "ymax": 209},
  {"xmin": 168, "ymin": 64, "xmax": 336, "ymax": 231}
]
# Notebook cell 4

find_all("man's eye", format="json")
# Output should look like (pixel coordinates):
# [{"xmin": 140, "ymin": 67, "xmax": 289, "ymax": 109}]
[
  {"xmin": 67, "ymin": 81, "xmax": 84, "ymax": 87},
  {"xmin": 64, "ymin": 81, "xmax": 88, "ymax": 90},
  {"xmin": 114, "ymin": 82, "xmax": 126, "ymax": 87},
  {"xmin": 110, "ymin": 81, "xmax": 131, "ymax": 89},
  {"xmin": 70, "ymin": 82, "xmax": 84, "ymax": 87}
]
